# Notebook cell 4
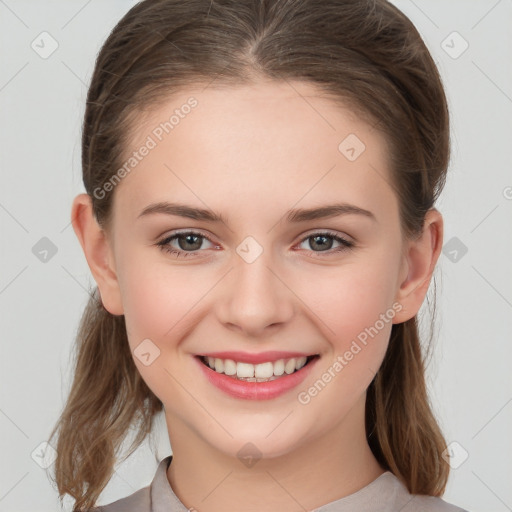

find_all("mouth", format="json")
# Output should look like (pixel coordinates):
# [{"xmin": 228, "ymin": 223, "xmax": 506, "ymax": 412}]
[{"xmin": 197, "ymin": 354, "xmax": 319, "ymax": 382}]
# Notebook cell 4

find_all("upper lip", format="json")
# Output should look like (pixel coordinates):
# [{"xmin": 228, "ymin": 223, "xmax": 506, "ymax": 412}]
[{"xmin": 197, "ymin": 351, "xmax": 317, "ymax": 364}]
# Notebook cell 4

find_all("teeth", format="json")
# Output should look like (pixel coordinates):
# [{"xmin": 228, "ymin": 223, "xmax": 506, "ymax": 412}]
[
  {"xmin": 273, "ymin": 359, "xmax": 285, "ymax": 376},
  {"xmin": 237, "ymin": 362, "xmax": 254, "ymax": 378},
  {"xmin": 202, "ymin": 355, "xmax": 312, "ymax": 379},
  {"xmin": 214, "ymin": 358, "xmax": 224, "ymax": 373},
  {"xmin": 295, "ymin": 356, "xmax": 307, "ymax": 370},
  {"xmin": 254, "ymin": 361, "xmax": 274, "ymax": 379},
  {"xmin": 284, "ymin": 358, "xmax": 296, "ymax": 374},
  {"xmin": 223, "ymin": 359, "xmax": 237, "ymax": 376}
]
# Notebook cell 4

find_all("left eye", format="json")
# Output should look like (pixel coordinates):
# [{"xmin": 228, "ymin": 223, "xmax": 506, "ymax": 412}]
[
  {"xmin": 296, "ymin": 231, "xmax": 354, "ymax": 255},
  {"xmin": 156, "ymin": 230, "xmax": 354, "ymax": 258}
]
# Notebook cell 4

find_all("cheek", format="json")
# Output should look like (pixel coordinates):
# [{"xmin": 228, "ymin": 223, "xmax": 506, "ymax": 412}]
[
  {"xmin": 117, "ymin": 247, "xmax": 211, "ymax": 341},
  {"xmin": 117, "ymin": 258, "xmax": 206, "ymax": 401},
  {"xmin": 294, "ymin": 253, "xmax": 400, "ymax": 394},
  {"xmin": 303, "ymin": 258, "xmax": 399, "ymax": 344}
]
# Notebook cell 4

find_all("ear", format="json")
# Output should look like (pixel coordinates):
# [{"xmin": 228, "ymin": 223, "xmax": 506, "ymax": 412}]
[
  {"xmin": 392, "ymin": 208, "xmax": 443, "ymax": 324},
  {"xmin": 71, "ymin": 193, "xmax": 124, "ymax": 315}
]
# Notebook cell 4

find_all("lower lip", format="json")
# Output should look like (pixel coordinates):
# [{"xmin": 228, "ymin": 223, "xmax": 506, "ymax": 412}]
[{"xmin": 195, "ymin": 356, "xmax": 319, "ymax": 400}]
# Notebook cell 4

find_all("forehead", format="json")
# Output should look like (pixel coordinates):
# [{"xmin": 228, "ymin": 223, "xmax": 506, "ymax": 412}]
[{"xmin": 112, "ymin": 79, "xmax": 397, "ymax": 227}]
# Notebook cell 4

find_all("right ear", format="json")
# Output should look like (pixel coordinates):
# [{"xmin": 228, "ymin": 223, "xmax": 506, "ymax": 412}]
[{"xmin": 70, "ymin": 193, "xmax": 124, "ymax": 315}]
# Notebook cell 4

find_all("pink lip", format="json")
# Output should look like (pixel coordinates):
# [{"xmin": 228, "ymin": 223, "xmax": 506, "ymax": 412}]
[
  {"xmin": 195, "ymin": 355, "xmax": 319, "ymax": 400},
  {"xmin": 198, "ymin": 350, "xmax": 314, "ymax": 364}
]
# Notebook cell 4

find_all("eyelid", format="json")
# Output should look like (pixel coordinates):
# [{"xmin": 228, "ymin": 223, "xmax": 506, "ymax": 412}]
[
  {"xmin": 156, "ymin": 229, "xmax": 219, "ymax": 250},
  {"xmin": 298, "ymin": 228, "xmax": 354, "ymax": 244}
]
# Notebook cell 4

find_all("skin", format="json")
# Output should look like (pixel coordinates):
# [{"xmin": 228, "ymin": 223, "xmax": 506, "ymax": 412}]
[{"xmin": 72, "ymin": 79, "xmax": 443, "ymax": 511}]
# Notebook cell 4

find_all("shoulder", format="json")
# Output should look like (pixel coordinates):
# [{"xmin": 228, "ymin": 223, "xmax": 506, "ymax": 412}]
[
  {"xmin": 315, "ymin": 471, "xmax": 469, "ymax": 512},
  {"xmin": 385, "ymin": 472, "xmax": 469, "ymax": 512},
  {"xmin": 89, "ymin": 486, "xmax": 151, "ymax": 512},
  {"xmin": 88, "ymin": 455, "xmax": 189, "ymax": 512},
  {"xmin": 86, "ymin": 456, "xmax": 174, "ymax": 512},
  {"xmin": 400, "ymin": 493, "xmax": 469, "ymax": 512}
]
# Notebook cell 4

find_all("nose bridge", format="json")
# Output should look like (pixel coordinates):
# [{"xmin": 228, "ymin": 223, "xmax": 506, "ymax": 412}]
[{"xmin": 217, "ymin": 238, "xmax": 294, "ymax": 335}]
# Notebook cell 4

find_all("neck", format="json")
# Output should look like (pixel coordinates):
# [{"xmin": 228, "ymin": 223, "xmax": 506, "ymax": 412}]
[{"xmin": 165, "ymin": 395, "xmax": 385, "ymax": 512}]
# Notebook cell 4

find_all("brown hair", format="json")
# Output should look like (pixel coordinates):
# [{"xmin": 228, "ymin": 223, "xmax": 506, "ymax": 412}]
[{"xmin": 47, "ymin": 0, "xmax": 451, "ymax": 509}]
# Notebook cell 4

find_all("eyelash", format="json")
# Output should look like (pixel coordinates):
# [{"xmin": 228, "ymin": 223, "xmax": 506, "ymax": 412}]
[{"xmin": 156, "ymin": 230, "xmax": 355, "ymax": 259}]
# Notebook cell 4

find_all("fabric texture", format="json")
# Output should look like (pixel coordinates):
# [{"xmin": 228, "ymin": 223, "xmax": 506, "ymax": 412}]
[{"xmin": 92, "ymin": 455, "xmax": 469, "ymax": 512}]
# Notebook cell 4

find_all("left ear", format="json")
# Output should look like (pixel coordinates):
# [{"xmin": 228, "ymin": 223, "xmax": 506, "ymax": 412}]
[{"xmin": 392, "ymin": 208, "xmax": 443, "ymax": 324}]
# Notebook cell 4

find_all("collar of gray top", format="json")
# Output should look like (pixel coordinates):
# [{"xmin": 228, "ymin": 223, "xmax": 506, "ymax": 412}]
[{"xmin": 96, "ymin": 455, "xmax": 468, "ymax": 512}]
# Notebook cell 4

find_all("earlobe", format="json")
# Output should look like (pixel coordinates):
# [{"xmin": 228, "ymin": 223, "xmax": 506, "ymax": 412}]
[
  {"xmin": 70, "ymin": 193, "xmax": 124, "ymax": 316},
  {"xmin": 392, "ymin": 209, "xmax": 443, "ymax": 324}
]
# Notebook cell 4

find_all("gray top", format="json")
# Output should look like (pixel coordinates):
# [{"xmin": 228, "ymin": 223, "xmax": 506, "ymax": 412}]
[{"xmin": 93, "ymin": 456, "xmax": 469, "ymax": 512}]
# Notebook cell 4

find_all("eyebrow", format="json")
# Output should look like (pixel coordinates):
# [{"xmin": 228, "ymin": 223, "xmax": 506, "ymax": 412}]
[{"xmin": 137, "ymin": 201, "xmax": 376, "ymax": 224}]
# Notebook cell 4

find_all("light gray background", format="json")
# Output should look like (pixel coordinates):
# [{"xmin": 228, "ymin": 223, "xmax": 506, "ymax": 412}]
[{"xmin": 1, "ymin": 1, "xmax": 511, "ymax": 511}]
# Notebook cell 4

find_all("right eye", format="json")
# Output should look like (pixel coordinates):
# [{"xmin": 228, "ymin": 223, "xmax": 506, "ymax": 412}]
[{"xmin": 156, "ymin": 230, "xmax": 219, "ymax": 258}]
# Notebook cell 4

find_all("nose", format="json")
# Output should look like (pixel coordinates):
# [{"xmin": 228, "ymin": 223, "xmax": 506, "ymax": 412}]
[{"xmin": 216, "ymin": 249, "xmax": 295, "ymax": 337}]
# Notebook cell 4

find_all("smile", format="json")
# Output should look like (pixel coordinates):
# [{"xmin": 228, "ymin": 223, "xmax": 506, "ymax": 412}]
[
  {"xmin": 199, "ymin": 355, "xmax": 316, "ymax": 382},
  {"xmin": 195, "ymin": 353, "xmax": 320, "ymax": 400}
]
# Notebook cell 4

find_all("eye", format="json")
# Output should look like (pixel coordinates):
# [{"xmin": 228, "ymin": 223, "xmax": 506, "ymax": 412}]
[
  {"xmin": 156, "ymin": 229, "xmax": 355, "ymax": 259},
  {"xmin": 296, "ymin": 230, "xmax": 354, "ymax": 256},
  {"xmin": 156, "ymin": 230, "xmax": 218, "ymax": 258}
]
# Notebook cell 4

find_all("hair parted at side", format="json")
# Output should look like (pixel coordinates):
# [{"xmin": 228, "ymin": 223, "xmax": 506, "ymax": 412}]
[{"xmin": 47, "ymin": 0, "xmax": 451, "ymax": 510}]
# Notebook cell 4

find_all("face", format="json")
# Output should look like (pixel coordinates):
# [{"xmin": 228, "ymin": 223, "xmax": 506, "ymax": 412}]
[{"xmin": 93, "ymin": 80, "xmax": 412, "ymax": 459}]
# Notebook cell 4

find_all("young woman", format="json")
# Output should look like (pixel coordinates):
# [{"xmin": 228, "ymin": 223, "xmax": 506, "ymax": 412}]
[{"xmin": 47, "ymin": 0, "xmax": 469, "ymax": 510}]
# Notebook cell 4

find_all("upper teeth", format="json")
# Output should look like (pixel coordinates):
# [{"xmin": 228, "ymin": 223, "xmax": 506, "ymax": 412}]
[{"xmin": 205, "ymin": 356, "xmax": 308, "ymax": 378}]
